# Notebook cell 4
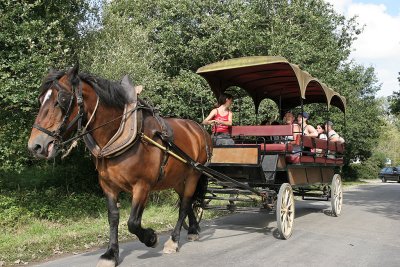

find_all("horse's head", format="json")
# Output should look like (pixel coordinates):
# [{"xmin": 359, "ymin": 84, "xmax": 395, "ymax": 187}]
[{"xmin": 28, "ymin": 64, "xmax": 82, "ymax": 159}]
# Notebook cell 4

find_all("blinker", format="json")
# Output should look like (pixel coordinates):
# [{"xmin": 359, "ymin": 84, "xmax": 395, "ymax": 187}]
[{"xmin": 57, "ymin": 90, "xmax": 73, "ymax": 111}]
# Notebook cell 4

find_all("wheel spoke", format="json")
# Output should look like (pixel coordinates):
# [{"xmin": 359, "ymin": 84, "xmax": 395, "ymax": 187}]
[
  {"xmin": 287, "ymin": 198, "xmax": 293, "ymax": 208},
  {"xmin": 285, "ymin": 190, "xmax": 290, "ymax": 206},
  {"xmin": 277, "ymin": 183, "xmax": 295, "ymax": 239},
  {"xmin": 331, "ymin": 175, "xmax": 343, "ymax": 216}
]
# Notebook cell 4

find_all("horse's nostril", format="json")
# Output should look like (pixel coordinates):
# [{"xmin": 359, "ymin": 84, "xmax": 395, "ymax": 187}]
[{"xmin": 33, "ymin": 144, "xmax": 42, "ymax": 153}]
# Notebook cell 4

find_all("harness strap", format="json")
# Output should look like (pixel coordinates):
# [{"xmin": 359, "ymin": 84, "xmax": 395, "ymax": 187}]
[
  {"xmin": 157, "ymin": 146, "xmax": 170, "ymax": 182},
  {"xmin": 141, "ymin": 133, "xmax": 188, "ymax": 164},
  {"xmin": 32, "ymin": 124, "xmax": 56, "ymax": 137}
]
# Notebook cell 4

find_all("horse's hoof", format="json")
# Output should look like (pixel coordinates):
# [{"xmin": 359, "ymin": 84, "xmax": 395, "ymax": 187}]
[
  {"xmin": 163, "ymin": 237, "xmax": 179, "ymax": 254},
  {"xmin": 187, "ymin": 234, "xmax": 199, "ymax": 241},
  {"xmin": 96, "ymin": 258, "xmax": 116, "ymax": 267}
]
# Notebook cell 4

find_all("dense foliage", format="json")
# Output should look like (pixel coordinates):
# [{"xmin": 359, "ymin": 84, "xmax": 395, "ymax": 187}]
[
  {"xmin": 81, "ymin": 0, "xmax": 382, "ymax": 165},
  {"xmin": 0, "ymin": 0, "xmax": 393, "ymax": 263},
  {"xmin": 0, "ymin": 0, "xmax": 386, "ymax": 180},
  {"xmin": 0, "ymin": 0, "xmax": 93, "ymax": 171}
]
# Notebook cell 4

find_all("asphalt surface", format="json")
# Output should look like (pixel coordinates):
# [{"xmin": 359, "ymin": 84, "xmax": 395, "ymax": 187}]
[{"xmin": 35, "ymin": 182, "xmax": 400, "ymax": 267}]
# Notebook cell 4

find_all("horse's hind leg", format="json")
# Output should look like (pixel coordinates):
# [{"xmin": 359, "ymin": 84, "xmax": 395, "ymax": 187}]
[
  {"xmin": 186, "ymin": 202, "xmax": 200, "ymax": 241},
  {"xmin": 97, "ymin": 194, "xmax": 120, "ymax": 267},
  {"xmin": 127, "ymin": 185, "xmax": 158, "ymax": 248},
  {"xmin": 163, "ymin": 195, "xmax": 191, "ymax": 253},
  {"xmin": 163, "ymin": 173, "xmax": 199, "ymax": 253}
]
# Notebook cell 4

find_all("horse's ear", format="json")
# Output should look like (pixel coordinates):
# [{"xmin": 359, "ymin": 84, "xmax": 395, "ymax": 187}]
[
  {"xmin": 134, "ymin": 85, "xmax": 143, "ymax": 95},
  {"xmin": 69, "ymin": 62, "xmax": 79, "ymax": 76},
  {"xmin": 68, "ymin": 62, "xmax": 80, "ymax": 86}
]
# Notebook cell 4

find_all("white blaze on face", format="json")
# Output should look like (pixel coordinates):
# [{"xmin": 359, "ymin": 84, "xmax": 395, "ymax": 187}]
[{"xmin": 42, "ymin": 89, "xmax": 53, "ymax": 106}]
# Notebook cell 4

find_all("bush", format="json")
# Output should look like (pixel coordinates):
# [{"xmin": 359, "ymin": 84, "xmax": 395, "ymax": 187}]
[
  {"xmin": 0, "ymin": 188, "xmax": 107, "ymax": 228},
  {"xmin": 344, "ymin": 153, "xmax": 385, "ymax": 181}
]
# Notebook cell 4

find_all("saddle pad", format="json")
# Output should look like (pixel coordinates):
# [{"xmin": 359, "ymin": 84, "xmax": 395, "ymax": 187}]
[
  {"xmin": 83, "ymin": 75, "xmax": 141, "ymax": 158},
  {"xmin": 100, "ymin": 101, "xmax": 139, "ymax": 158}
]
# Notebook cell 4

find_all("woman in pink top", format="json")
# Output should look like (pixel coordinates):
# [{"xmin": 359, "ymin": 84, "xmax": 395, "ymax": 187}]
[{"xmin": 202, "ymin": 93, "xmax": 234, "ymax": 145}]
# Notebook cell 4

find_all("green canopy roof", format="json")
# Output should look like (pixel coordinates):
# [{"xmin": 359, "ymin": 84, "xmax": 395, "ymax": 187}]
[{"xmin": 196, "ymin": 56, "xmax": 346, "ymax": 113}]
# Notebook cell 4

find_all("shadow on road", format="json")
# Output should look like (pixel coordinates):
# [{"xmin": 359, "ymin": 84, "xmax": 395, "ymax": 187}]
[
  {"xmin": 343, "ymin": 183, "xmax": 400, "ymax": 221},
  {"xmin": 80, "ymin": 198, "xmax": 333, "ymax": 265}
]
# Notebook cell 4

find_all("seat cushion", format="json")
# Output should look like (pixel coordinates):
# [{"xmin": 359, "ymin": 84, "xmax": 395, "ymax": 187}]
[{"xmin": 285, "ymin": 155, "xmax": 314, "ymax": 164}]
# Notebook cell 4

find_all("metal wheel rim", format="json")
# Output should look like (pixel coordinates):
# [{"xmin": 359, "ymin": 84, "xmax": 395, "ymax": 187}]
[
  {"xmin": 277, "ymin": 183, "xmax": 295, "ymax": 239},
  {"xmin": 331, "ymin": 174, "xmax": 343, "ymax": 216}
]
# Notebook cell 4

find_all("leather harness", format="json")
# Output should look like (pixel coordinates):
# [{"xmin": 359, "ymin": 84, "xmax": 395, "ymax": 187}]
[{"xmin": 33, "ymin": 75, "xmax": 211, "ymax": 181}]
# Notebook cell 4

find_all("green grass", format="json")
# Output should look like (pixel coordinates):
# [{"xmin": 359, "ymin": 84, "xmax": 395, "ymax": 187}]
[
  {"xmin": 0, "ymin": 192, "xmax": 222, "ymax": 266},
  {"xmin": 0, "ymin": 164, "xmax": 227, "ymax": 266}
]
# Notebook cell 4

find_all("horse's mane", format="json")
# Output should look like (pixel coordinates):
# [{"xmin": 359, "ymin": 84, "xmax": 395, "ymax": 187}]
[
  {"xmin": 78, "ymin": 73, "xmax": 129, "ymax": 109},
  {"xmin": 40, "ymin": 69, "xmax": 129, "ymax": 109}
]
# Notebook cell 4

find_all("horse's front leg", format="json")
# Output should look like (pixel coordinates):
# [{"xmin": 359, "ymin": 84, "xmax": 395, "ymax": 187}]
[
  {"xmin": 127, "ymin": 186, "xmax": 159, "ymax": 248},
  {"xmin": 97, "ymin": 194, "xmax": 120, "ymax": 267},
  {"xmin": 163, "ymin": 196, "xmax": 191, "ymax": 253}
]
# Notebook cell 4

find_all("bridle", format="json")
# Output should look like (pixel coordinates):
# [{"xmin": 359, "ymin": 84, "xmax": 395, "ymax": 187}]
[
  {"xmin": 33, "ymin": 79, "xmax": 85, "ymax": 149},
  {"xmin": 32, "ymin": 77, "xmax": 147, "ymax": 154}
]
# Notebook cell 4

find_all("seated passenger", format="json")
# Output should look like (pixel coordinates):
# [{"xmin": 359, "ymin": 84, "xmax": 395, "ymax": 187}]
[
  {"xmin": 325, "ymin": 121, "xmax": 345, "ymax": 143},
  {"xmin": 282, "ymin": 112, "xmax": 301, "ymax": 154},
  {"xmin": 314, "ymin": 123, "xmax": 328, "ymax": 156},
  {"xmin": 297, "ymin": 112, "xmax": 318, "ymax": 137},
  {"xmin": 283, "ymin": 111, "xmax": 300, "ymax": 140},
  {"xmin": 316, "ymin": 123, "xmax": 327, "ymax": 140},
  {"xmin": 202, "ymin": 93, "xmax": 235, "ymax": 145}
]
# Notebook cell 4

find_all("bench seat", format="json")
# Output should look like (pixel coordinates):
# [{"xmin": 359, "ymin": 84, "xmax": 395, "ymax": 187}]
[{"xmin": 230, "ymin": 125, "xmax": 344, "ymax": 166}]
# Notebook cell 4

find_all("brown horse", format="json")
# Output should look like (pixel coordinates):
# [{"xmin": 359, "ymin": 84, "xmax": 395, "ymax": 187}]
[{"xmin": 28, "ymin": 65, "xmax": 212, "ymax": 267}]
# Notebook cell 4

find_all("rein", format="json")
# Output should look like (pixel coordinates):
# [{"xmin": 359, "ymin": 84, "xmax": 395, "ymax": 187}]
[
  {"xmin": 60, "ymin": 103, "xmax": 146, "ymax": 147},
  {"xmin": 33, "ymin": 78, "xmax": 155, "ymax": 155}
]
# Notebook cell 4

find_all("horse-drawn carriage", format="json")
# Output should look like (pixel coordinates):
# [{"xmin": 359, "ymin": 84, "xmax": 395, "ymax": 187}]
[
  {"xmin": 195, "ymin": 56, "xmax": 345, "ymax": 239},
  {"xmin": 28, "ymin": 56, "xmax": 345, "ymax": 266}
]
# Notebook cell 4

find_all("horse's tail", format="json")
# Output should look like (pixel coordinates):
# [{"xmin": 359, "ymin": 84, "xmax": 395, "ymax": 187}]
[{"xmin": 192, "ymin": 174, "xmax": 208, "ymax": 206}]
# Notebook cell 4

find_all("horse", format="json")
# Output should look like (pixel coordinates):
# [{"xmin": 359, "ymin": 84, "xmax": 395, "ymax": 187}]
[{"xmin": 28, "ymin": 64, "xmax": 212, "ymax": 267}]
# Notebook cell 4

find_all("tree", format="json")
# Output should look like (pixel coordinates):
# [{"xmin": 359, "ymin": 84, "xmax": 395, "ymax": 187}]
[
  {"xmin": 388, "ymin": 72, "xmax": 400, "ymax": 115},
  {"xmin": 0, "ymin": 1, "xmax": 93, "ymax": 171}
]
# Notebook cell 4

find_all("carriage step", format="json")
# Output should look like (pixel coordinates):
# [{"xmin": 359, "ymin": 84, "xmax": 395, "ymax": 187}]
[
  {"xmin": 301, "ymin": 193, "xmax": 330, "ymax": 201},
  {"xmin": 206, "ymin": 188, "xmax": 254, "ymax": 195},
  {"xmin": 203, "ymin": 205, "xmax": 273, "ymax": 213},
  {"xmin": 204, "ymin": 196, "xmax": 256, "ymax": 202}
]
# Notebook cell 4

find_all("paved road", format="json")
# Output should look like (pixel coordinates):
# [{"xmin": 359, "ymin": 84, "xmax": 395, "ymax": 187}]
[{"xmin": 36, "ymin": 182, "xmax": 400, "ymax": 267}]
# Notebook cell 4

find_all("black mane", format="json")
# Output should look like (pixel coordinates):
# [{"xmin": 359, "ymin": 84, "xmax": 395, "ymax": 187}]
[
  {"xmin": 78, "ymin": 73, "xmax": 129, "ymax": 109},
  {"xmin": 40, "ymin": 69, "xmax": 130, "ymax": 109}
]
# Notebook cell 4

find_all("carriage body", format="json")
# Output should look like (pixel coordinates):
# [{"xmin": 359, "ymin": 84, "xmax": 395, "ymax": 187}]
[{"xmin": 196, "ymin": 56, "xmax": 345, "ymax": 238}]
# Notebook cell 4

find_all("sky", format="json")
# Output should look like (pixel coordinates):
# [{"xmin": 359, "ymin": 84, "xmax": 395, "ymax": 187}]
[{"xmin": 326, "ymin": 0, "xmax": 400, "ymax": 97}]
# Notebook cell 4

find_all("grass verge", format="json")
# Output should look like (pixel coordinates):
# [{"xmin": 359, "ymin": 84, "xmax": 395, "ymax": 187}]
[{"xmin": 0, "ymin": 191, "xmax": 222, "ymax": 266}]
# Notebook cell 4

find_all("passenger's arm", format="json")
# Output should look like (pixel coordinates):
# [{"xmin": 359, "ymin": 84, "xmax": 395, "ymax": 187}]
[
  {"xmin": 328, "ymin": 132, "xmax": 340, "ymax": 142},
  {"xmin": 202, "ymin": 109, "xmax": 217, "ymax": 125},
  {"xmin": 306, "ymin": 125, "xmax": 318, "ymax": 138}
]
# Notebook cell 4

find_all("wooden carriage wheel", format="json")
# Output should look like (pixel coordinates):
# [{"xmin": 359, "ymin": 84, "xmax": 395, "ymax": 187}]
[
  {"xmin": 331, "ymin": 174, "xmax": 343, "ymax": 217},
  {"xmin": 276, "ymin": 183, "xmax": 295, "ymax": 239}
]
